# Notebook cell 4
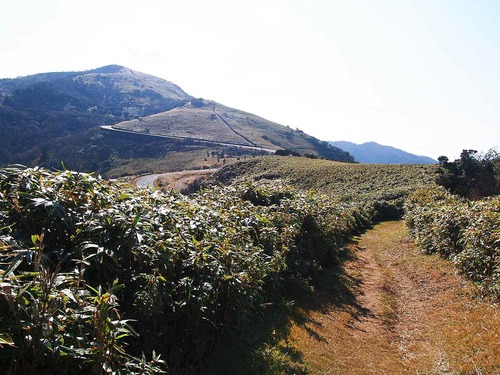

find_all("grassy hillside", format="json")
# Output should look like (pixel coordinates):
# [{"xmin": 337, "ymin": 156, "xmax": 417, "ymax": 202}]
[
  {"xmin": 212, "ymin": 156, "xmax": 436, "ymax": 197},
  {"xmin": 113, "ymin": 101, "xmax": 256, "ymax": 147},
  {"xmin": 210, "ymin": 156, "xmax": 437, "ymax": 222},
  {"xmin": 113, "ymin": 99, "xmax": 354, "ymax": 161}
]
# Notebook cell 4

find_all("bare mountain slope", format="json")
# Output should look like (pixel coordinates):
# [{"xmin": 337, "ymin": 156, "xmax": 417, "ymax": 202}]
[
  {"xmin": 113, "ymin": 99, "xmax": 349, "ymax": 157},
  {"xmin": 113, "ymin": 100, "xmax": 255, "ymax": 147}
]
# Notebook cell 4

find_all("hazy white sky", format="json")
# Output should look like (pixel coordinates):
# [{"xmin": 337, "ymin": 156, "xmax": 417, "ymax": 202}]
[{"xmin": 1, "ymin": 0, "xmax": 499, "ymax": 159}]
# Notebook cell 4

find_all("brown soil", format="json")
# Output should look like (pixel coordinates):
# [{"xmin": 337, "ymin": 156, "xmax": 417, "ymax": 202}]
[
  {"xmin": 155, "ymin": 169, "xmax": 218, "ymax": 193},
  {"xmin": 288, "ymin": 221, "xmax": 500, "ymax": 374}
]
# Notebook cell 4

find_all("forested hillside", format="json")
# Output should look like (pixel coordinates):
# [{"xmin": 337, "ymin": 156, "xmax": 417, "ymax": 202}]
[
  {"xmin": 0, "ymin": 66, "xmax": 353, "ymax": 176},
  {"xmin": 0, "ymin": 65, "xmax": 191, "ymax": 170}
]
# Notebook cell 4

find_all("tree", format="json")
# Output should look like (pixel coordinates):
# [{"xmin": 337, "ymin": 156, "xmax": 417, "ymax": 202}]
[{"xmin": 436, "ymin": 149, "xmax": 498, "ymax": 199}]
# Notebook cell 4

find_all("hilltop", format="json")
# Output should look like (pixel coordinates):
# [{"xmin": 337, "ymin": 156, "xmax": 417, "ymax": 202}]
[
  {"xmin": 0, "ymin": 65, "xmax": 190, "ymax": 113},
  {"xmin": 329, "ymin": 141, "xmax": 436, "ymax": 164},
  {"xmin": 0, "ymin": 65, "xmax": 353, "ymax": 175},
  {"xmin": 0, "ymin": 65, "xmax": 192, "ymax": 170}
]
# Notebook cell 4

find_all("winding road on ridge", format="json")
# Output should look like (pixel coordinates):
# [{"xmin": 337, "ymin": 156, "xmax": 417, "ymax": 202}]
[{"xmin": 100, "ymin": 126, "xmax": 276, "ymax": 153}]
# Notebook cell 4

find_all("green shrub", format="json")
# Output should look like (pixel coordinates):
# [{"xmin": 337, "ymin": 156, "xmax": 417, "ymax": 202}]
[
  {"xmin": 0, "ymin": 166, "xmax": 378, "ymax": 373},
  {"xmin": 455, "ymin": 198, "xmax": 500, "ymax": 293},
  {"xmin": 436, "ymin": 149, "xmax": 499, "ymax": 199},
  {"xmin": 405, "ymin": 186, "xmax": 500, "ymax": 297}
]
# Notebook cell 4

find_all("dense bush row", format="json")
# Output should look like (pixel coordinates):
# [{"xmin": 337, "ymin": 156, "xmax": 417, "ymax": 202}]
[
  {"xmin": 0, "ymin": 167, "xmax": 373, "ymax": 374},
  {"xmin": 405, "ymin": 186, "xmax": 500, "ymax": 296}
]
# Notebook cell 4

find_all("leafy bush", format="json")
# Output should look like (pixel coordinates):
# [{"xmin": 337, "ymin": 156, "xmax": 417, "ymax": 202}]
[
  {"xmin": 455, "ymin": 198, "xmax": 500, "ymax": 293},
  {"xmin": 405, "ymin": 186, "xmax": 500, "ymax": 297},
  {"xmin": 211, "ymin": 156, "xmax": 436, "ymax": 221},
  {"xmin": 436, "ymin": 149, "xmax": 499, "ymax": 199},
  {"xmin": 0, "ymin": 166, "xmax": 377, "ymax": 373}
]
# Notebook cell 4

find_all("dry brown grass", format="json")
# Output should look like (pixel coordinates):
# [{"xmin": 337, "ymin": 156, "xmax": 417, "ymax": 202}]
[
  {"xmin": 112, "ymin": 101, "xmax": 312, "ymax": 151},
  {"xmin": 114, "ymin": 106, "xmax": 254, "ymax": 146},
  {"xmin": 380, "ymin": 268, "xmax": 398, "ymax": 326},
  {"xmin": 285, "ymin": 221, "xmax": 500, "ymax": 374},
  {"xmin": 383, "ymin": 225, "xmax": 500, "ymax": 374},
  {"xmin": 106, "ymin": 146, "xmax": 248, "ymax": 178},
  {"xmin": 111, "ymin": 101, "xmax": 351, "ymax": 158}
]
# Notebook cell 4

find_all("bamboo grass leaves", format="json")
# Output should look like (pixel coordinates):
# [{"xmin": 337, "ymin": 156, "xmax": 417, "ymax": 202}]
[
  {"xmin": 405, "ymin": 187, "xmax": 500, "ymax": 297},
  {"xmin": 0, "ymin": 166, "xmax": 374, "ymax": 373}
]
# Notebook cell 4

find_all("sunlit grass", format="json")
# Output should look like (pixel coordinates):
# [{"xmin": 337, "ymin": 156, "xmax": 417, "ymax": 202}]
[{"xmin": 265, "ymin": 222, "xmax": 500, "ymax": 374}]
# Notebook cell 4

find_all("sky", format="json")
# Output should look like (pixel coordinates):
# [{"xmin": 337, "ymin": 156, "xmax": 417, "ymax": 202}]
[{"xmin": 1, "ymin": 0, "xmax": 499, "ymax": 159}]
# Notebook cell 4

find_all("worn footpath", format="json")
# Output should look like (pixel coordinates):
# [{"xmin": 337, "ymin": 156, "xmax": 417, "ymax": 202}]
[{"xmin": 288, "ymin": 221, "xmax": 500, "ymax": 374}]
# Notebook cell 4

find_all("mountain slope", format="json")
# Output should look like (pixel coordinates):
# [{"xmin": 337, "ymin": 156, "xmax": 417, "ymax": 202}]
[
  {"xmin": 0, "ymin": 65, "xmax": 354, "ymax": 174},
  {"xmin": 330, "ymin": 141, "xmax": 436, "ymax": 164},
  {"xmin": 0, "ymin": 65, "xmax": 193, "ymax": 169},
  {"xmin": 0, "ymin": 64, "xmax": 191, "ymax": 114},
  {"xmin": 113, "ymin": 100, "xmax": 353, "ymax": 160}
]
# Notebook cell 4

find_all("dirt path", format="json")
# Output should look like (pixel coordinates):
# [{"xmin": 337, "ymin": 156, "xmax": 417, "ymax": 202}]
[
  {"xmin": 135, "ymin": 169, "xmax": 217, "ymax": 189},
  {"xmin": 288, "ymin": 221, "xmax": 500, "ymax": 374}
]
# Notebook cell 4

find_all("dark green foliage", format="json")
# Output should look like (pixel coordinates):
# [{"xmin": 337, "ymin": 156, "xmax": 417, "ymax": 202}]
[
  {"xmin": 0, "ymin": 166, "xmax": 382, "ymax": 373},
  {"xmin": 436, "ymin": 149, "xmax": 499, "ymax": 199},
  {"xmin": 275, "ymin": 149, "xmax": 300, "ymax": 157},
  {"xmin": 274, "ymin": 149, "xmax": 319, "ymax": 159},
  {"xmin": 190, "ymin": 98, "xmax": 206, "ymax": 108},
  {"xmin": 307, "ymin": 139, "xmax": 355, "ymax": 163},
  {"xmin": 303, "ymin": 153, "xmax": 318, "ymax": 159}
]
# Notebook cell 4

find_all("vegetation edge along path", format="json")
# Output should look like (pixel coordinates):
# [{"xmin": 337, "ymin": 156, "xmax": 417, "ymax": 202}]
[{"xmin": 285, "ymin": 221, "xmax": 500, "ymax": 375}]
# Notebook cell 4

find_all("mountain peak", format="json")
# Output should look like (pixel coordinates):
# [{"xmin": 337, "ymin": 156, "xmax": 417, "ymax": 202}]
[
  {"xmin": 0, "ymin": 65, "xmax": 355, "ymax": 174},
  {"xmin": 87, "ymin": 65, "xmax": 125, "ymax": 74}
]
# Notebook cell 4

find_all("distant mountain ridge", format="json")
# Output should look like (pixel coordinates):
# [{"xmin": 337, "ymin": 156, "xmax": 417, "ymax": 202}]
[
  {"xmin": 0, "ymin": 65, "xmax": 353, "ymax": 175},
  {"xmin": 329, "ymin": 141, "xmax": 436, "ymax": 164}
]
